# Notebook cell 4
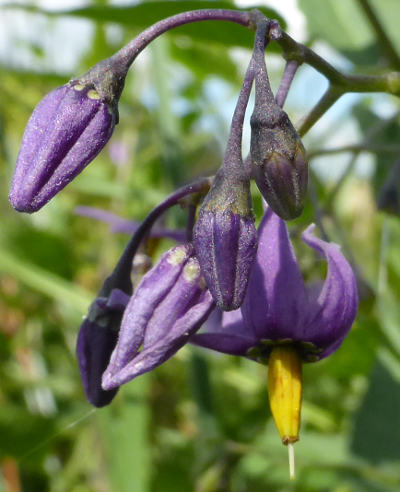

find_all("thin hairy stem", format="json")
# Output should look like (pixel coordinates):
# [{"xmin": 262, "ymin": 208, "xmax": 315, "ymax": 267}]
[
  {"xmin": 101, "ymin": 177, "xmax": 213, "ymax": 297},
  {"xmin": 276, "ymin": 60, "xmax": 299, "ymax": 108}
]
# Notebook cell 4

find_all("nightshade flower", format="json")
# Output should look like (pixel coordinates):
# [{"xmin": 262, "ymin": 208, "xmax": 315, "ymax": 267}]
[
  {"xmin": 191, "ymin": 208, "xmax": 358, "ymax": 478},
  {"xmin": 9, "ymin": 54, "xmax": 129, "ymax": 213}
]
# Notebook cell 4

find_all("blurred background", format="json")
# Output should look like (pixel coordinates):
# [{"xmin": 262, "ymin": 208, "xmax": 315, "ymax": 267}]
[{"xmin": 1, "ymin": 0, "xmax": 400, "ymax": 490}]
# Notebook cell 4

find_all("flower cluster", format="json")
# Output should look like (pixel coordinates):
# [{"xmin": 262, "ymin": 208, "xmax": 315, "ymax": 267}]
[{"xmin": 9, "ymin": 10, "xmax": 359, "ymax": 479}]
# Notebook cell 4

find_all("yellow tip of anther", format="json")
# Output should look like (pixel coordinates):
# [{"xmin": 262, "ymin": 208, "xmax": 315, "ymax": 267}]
[{"xmin": 288, "ymin": 442, "xmax": 295, "ymax": 481}]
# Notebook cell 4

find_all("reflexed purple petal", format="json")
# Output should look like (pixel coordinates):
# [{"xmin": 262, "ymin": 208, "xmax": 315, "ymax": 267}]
[
  {"xmin": 300, "ymin": 224, "xmax": 358, "ymax": 354},
  {"xmin": 104, "ymin": 244, "xmax": 193, "ymax": 376},
  {"xmin": 9, "ymin": 84, "xmax": 115, "ymax": 213},
  {"xmin": 102, "ymin": 290, "xmax": 214, "ymax": 389},
  {"xmin": 194, "ymin": 210, "xmax": 257, "ymax": 311},
  {"xmin": 241, "ymin": 208, "xmax": 307, "ymax": 340}
]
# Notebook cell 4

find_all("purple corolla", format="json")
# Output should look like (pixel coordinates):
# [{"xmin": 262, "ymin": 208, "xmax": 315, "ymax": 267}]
[{"xmin": 191, "ymin": 207, "xmax": 358, "ymax": 362}]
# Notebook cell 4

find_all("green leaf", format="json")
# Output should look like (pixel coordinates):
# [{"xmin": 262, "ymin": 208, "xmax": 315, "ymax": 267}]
[{"xmin": 299, "ymin": 0, "xmax": 372, "ymax": 50}]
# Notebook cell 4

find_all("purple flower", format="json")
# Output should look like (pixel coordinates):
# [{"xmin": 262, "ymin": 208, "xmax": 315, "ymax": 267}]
[
  {"xmin": 102, "ymin": 244, "xmax": 214, "ymax": 390},
  {"xmin": 191, "ymin": 208, "xmax": 358, "ymax": 362}
]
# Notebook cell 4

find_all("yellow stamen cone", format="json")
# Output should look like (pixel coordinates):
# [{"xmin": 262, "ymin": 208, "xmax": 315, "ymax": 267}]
[{"xmin": 267, "ymin": 346, "xmax": 302, "ymax": 479}]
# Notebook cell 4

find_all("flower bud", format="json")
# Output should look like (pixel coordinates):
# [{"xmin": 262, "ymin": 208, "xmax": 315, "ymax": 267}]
[
  {"xmin": 9, "ymin": 54, "xmax": 129, "ymax": 213},
  {"xmin": 193, "ymin": 169, "xmax": 257, "ymax": 311},
  {"xmin": 102, "ymin": 244, "xmax": 214, "ymax": 389},
  {"xmin": 76, "ymin": 288, "xmax": 130, "ymax": 407},
  {"xmin": 250, "ymin": 104, "xmax": 308, "ymax": 220}
]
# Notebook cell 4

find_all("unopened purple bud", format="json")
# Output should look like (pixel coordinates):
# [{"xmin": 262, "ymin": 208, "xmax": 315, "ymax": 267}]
[
  {"xmin": 102, "ymin": 244, "xmax": 214, "ymax": 389},
  {"xmin": 250, "ymin": 105, "xmax": 308, "ymax": 220},
  {"xmin": 76, "ymin": 288, "xmax": 130, "ymax": 407},
  {"xmin": 193, "ymin": 170, "xmax": 257, "ymax": 311},
  {"xmin": 9, "ymin": 54, "xmax": 129, "ymax": 213}
]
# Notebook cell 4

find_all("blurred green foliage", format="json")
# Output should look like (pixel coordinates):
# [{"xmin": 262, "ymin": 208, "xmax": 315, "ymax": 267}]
[{"xmin": 1, "ymin": 0, "xmax": 400, "ymax": 491}]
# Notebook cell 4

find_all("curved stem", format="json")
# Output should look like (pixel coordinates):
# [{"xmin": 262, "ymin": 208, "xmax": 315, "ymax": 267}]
[
  {"xmin": 269, "ymin": 20, "xmax": 400, "ymax": 97},
  {"xmin": 114, "ymin": 9, "xmax": 254, "ymax": 69},
  {"xmin": 297, "ymin": 87, "xmax": 342, "ymax": 137},
  {"xmin": 100, "ymin": 177, "xmax": 213, "ymax": 297}
]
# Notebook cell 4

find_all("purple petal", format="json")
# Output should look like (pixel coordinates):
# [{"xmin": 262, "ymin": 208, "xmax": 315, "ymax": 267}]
[
  {"xmin": 190, "ymin": 309, "xmax": 256, "ymax": 355},
  {"xmin": 103, "ymin": 290, "xmax": 214, "ymax": 389},
  {"xmin": 76, "ymin": 317, "xmax": 119, "ymax": 408},
  {"xmin": 9, "ymin": 84, "xmax": 115, "ymax": 213},
  {"xmin": 75, "ymin": 205, "xmax": 186, "ymax": 241},
  {"xmin": 241, "ymin": 208, "xmax": 308, "ymax": 340},
  {"xmin": 300, "ymin": 224, "xmax": 358, "ymax": 356},
  {"xmin": 105, "ymin": 244, "xmax": 193, "ymax": 375},
  {"xmin": 194, "ymin": 210, "xmax": 257, "ymax": 311}
]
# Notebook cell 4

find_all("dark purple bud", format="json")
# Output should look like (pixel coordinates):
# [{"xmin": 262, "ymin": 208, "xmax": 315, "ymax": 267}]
[
  {"xmin": 102, "ymin": 244, "xmax": 214, "ymax": 389},
  {"xmin": 250, "ymin": 19, "xmax": 308, "ymax": 220},
  {"xmin": 77, "ymin": 288, "xmax": 130, "ymax": 407},
  {"xmin": 9, "ymin": 54, "xmax": 129, "ymax": 213},
  {"xmin": 193, "ymin": 169, "xmax": 257, "ymax": 311},
  {"xmin": 251, "ymin": 106, "xmax": 308, "ymax": 220}
]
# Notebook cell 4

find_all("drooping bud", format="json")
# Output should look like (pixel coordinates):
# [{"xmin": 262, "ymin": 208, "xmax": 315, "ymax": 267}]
[
  {"xmin": 102, "ymin": 244, "xmax": 214, "ymax": 390},
  {"xmin": 250, "ymin": 20, "xmax": 308, "ymax": 220},
  {"xmin": 194, "ymin": 169, "xmax": 257, "ymax": 311},
  {"xmin": 194, "ymin": 39, "xmax": 257, "ymax": 311},
  {"xmin": 9, "ymin": 53, "xmax": 129, "ymax": 213},
  {"xmin": 76, "ymin": 288, "xmax": 130, "ymax": 407}
]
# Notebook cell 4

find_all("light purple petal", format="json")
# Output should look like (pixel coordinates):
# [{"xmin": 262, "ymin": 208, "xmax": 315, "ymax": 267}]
[
  {"xmin": 190, "ymin": 308, "xmax": 256, "ymax": 355},
  {"xmin": 301, "ymin": 224, "xmax": 358, "ymax": 354},
  {"xmin": 105, "ymin": 244, "xmax": 192, "ymax": 375},
  {"xmin": 75, "ymin": 205, "xmax": 185, "ymax": 241},
  {"xmin": 241, "ymin": 208, "xmax": 307, "ymax": 340},
  {"xmin": 102, "ymin": 290, "xmax": 214, "ymax": 389}
]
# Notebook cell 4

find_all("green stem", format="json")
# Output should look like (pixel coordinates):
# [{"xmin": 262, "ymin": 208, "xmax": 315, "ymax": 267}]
[
  {"xmin": 297, "ymin": 87, "xmax": 342, "ymax": 137},
  {"xmin": 308, "ymin": 143, "xmax": 400, "ymax": 159}
]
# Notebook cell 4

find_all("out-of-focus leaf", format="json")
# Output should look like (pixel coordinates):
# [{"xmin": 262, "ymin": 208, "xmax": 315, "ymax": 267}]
[
  {"xmin": 4, "ymin": 2, "xmax": 286, "ymax": 50},
  {"xmin": 0, "ymin": 247, "xmax": 92, "ymax": 312},
  {"xmin": 170, "ymin": 39, "xmax": 240, "ymax": 83},
  {"xmin": 299, "ymin": 0, "xmax": 400, "ymax": 66},
  {"xmin": 97, "ymin": 376, "xmax": 150, "ymax": 492},
  {"xmin": 299, "ymin": 0, "xmax": 373, "ymax": 50},
  {"xmin": 351, "ymin": 361, "xmax": 400, "ymax": 463}
]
